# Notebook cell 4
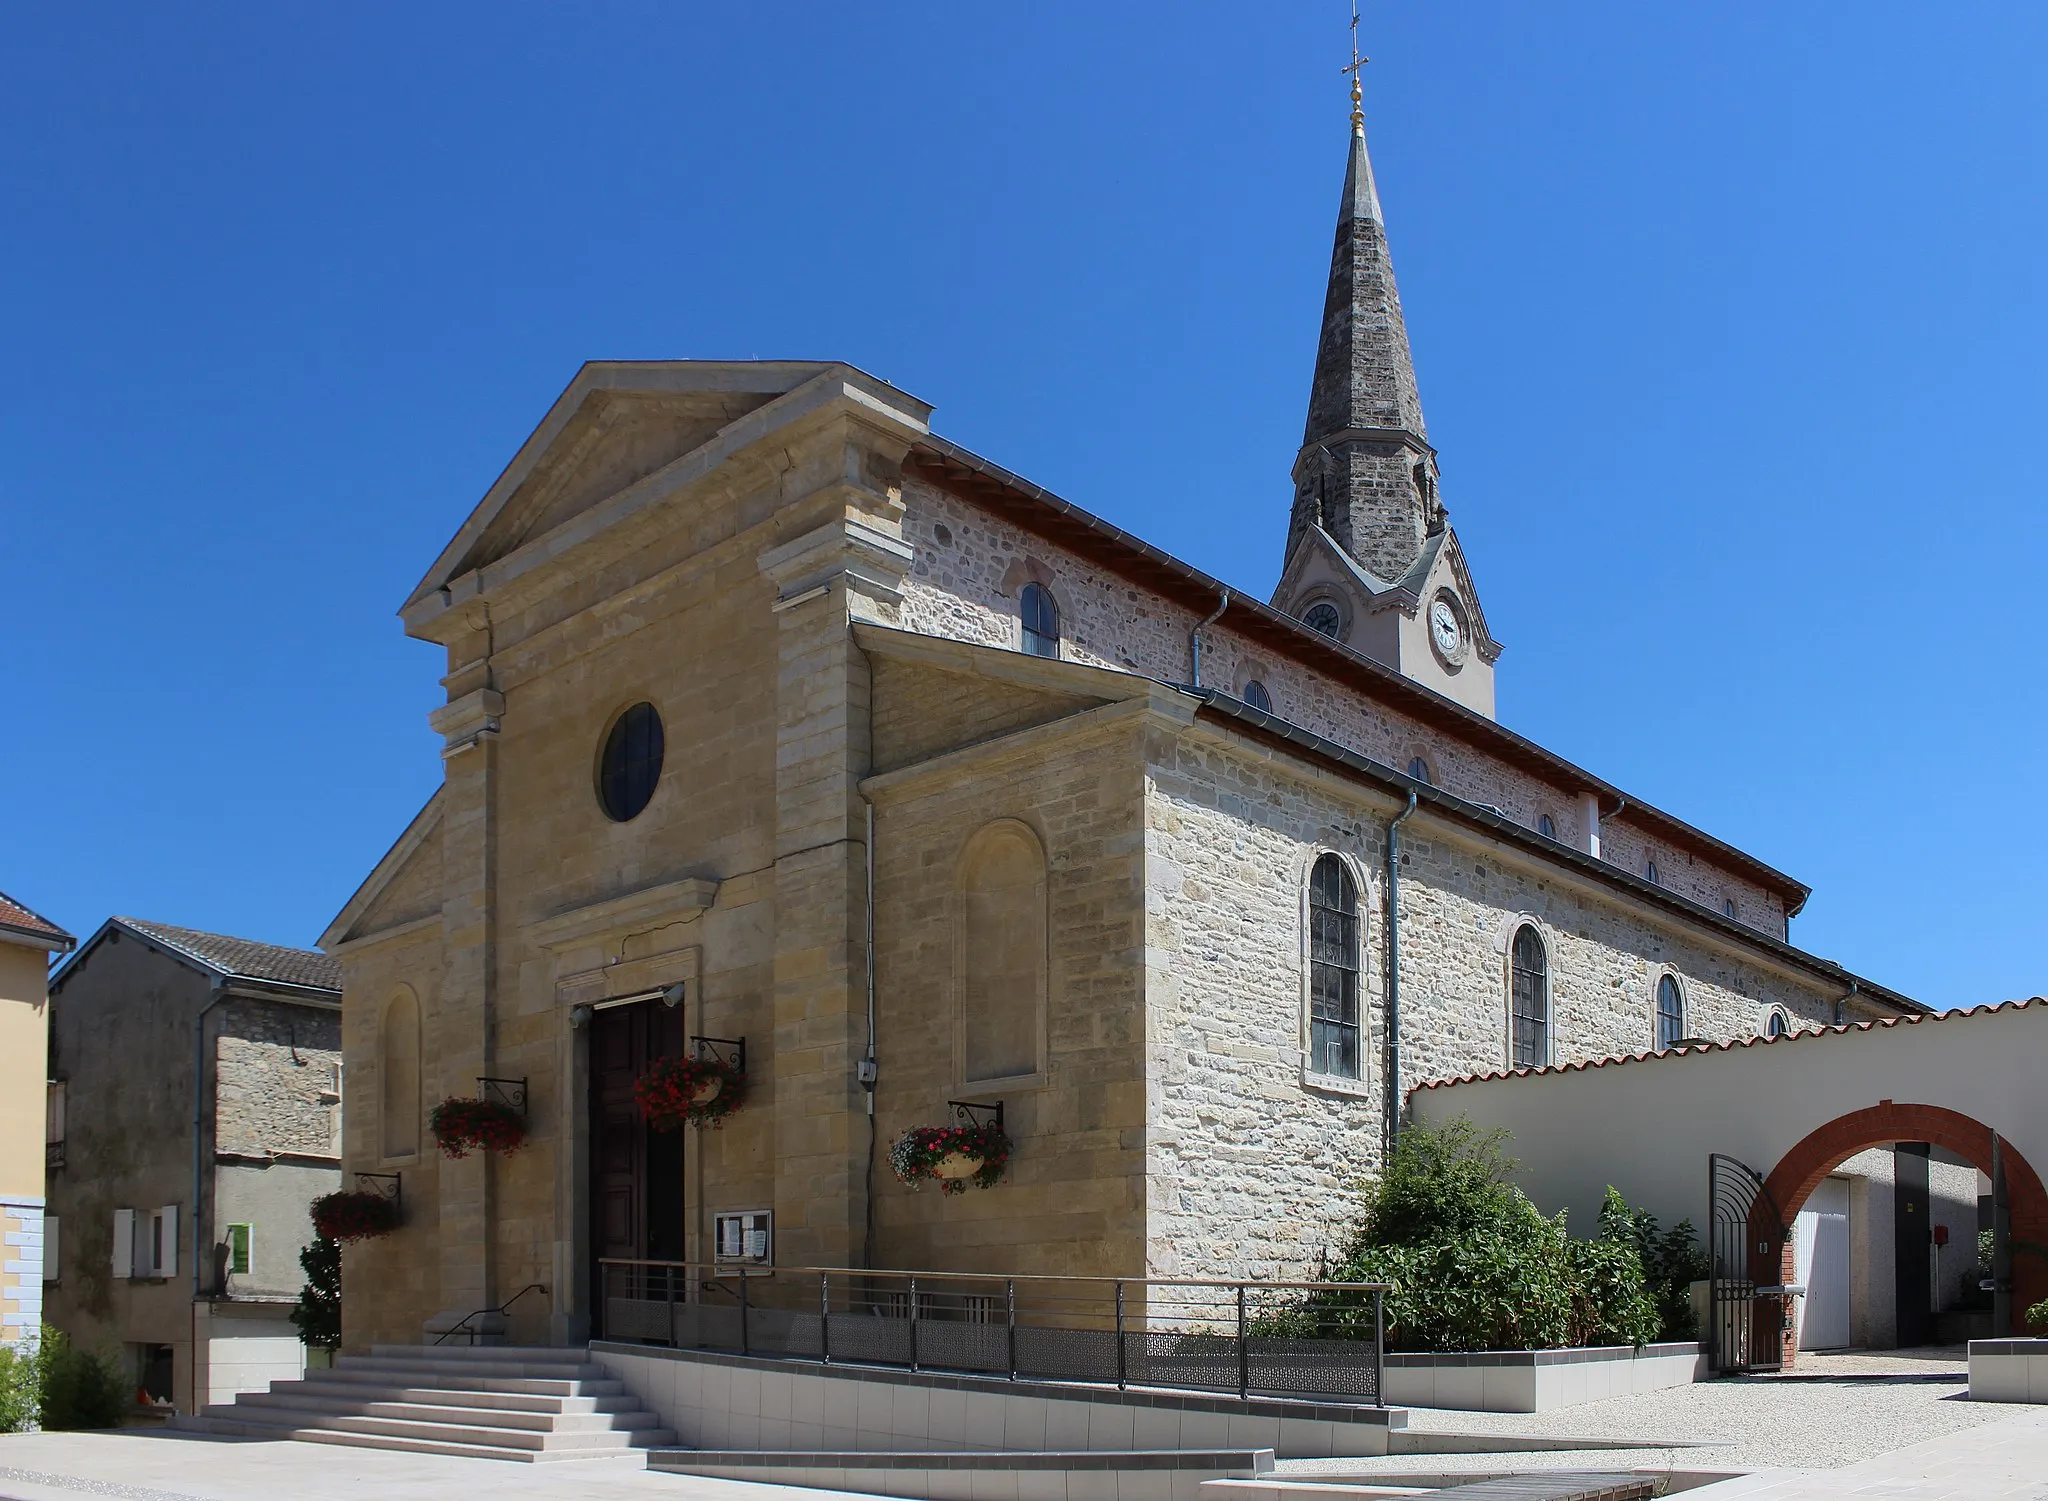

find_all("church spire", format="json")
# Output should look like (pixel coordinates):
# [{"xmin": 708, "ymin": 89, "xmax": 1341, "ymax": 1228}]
[{"xmin": 1287, "ymin": 66, "xmax": 1442, "ymax": 586}]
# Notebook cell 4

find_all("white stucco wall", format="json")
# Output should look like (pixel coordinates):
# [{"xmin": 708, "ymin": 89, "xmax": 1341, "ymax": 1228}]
[{"xmin": 1407, "ymin": 1001, "xmax": 2047, "ymax": 1244}]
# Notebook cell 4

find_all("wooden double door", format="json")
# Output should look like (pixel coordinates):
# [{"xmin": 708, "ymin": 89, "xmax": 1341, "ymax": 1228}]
[{"xmin": 589, "ymin": 1001, "xmax": 687, "ymax": 1314}]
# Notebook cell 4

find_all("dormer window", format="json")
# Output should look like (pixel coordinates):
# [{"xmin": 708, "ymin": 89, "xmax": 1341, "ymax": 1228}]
[
  {"xmin": 1020, "ymin": 583, "xmax": 1061, "ymax": 659},
  {"xmin": 1302, "ymin": 600, "xmax": 1343, "ymax": 638}
]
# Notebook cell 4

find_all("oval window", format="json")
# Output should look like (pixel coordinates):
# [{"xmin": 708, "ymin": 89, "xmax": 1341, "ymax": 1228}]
[{"xmin": 598, "ymin": 702, "xmax": 665, "ymax": 822}]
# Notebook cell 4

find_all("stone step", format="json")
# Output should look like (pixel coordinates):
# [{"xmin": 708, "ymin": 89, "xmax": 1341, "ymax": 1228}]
[
  {"xmin": 310, "ymin": 1365, "xmax": 623, "ymax": 1398},
  {"xmin": 338, "ymin": 1353, "xmax": 606, "ymax": 1383},
  {"xmin": 224, "ymin": 1391, "xmax": 663, "ymax": 1433},
  {"xmin": 256, "ymin": 1378, "xmax": 630, "ymax": 1414},
  {"xmin": 177, "ymin": 1413, "xmax": 654, "ymax": 1465},
  {"xmin": 188, "ymin": 1403, "xmax": 674, "ymax": 1451}
]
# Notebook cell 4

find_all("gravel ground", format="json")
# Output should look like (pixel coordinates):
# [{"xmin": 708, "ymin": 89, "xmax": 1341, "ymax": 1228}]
[{"xmin": 1278, "ymin": 1373, "xmax": 2027, "ymax": 1478}]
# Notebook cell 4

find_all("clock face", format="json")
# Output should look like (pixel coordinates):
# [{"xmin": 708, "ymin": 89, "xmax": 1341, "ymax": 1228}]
[{"xmin": 1429, "ymin": 596, "xmax": 1462, "ymax": 657}]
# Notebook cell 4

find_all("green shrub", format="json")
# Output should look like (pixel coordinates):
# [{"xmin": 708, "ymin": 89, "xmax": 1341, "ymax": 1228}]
[
  {"xmin": 0, "ymin": 1338, "xmax": 41, "ymax": 1433},
  {"xmin": 292, "ymin": 1235, "xmax": 341, "ymax": 1349},
  {"xmin": 1293, "ymin": 1118, "xmax": 1664, "ymax": 1353},
  {"xmin": 2025, "ymin": 1298, "xmax": 2048, "ymax": 1332},
  {"xmin": 36, "ymin": 1328, "xmax": 129, "ymax": 1430},
  {"xmin": 1595, "ymin": 1188, "xmax": 1711, "ymax": 1341}
]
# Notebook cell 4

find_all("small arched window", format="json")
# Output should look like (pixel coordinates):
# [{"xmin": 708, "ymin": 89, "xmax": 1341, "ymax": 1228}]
[
  {"xmin": 1656, "ymin": 974, "xmax": 1685, "ymax": 1051},
  {"xmin": 1724, "ymin": 897, "xmax": 1738, "ymax": 919},
  {"xmin": 1243, "ymin": 680, "xmax": 1272, "ymax": 713},
  {"xmin": 598, "ymin": 702, "xmax": 664, "ymax": 822},
  {"xmin": 1644, "ymin": 858, "xmax": 1660, "ymax": 886},
  {"xmin": 1510, "ymin": 925, "xmax": 1548, "ymax": 1068},
  {"xmin": 1307, "ymin": 855, "xmax": 1361, "ymax": 1080},
  {"xmin": 1538, "ymin": 814, "xmax": 1557, "ymax": 841},
  {"xmin": 380, "ymin": 989, "xmax": 421, "ymax": 1160},
  {"xmin": 1766, "ymin": 1009, "xmax": 1789, "ymax": 1040},
  {"xmin": 1020, "ymin": 583, "xmax": 1060, "ymax": 658},
  {"xmin": 1302, "ymin": 600, "xmax": 1343, "ymax": 638},
  {"xmin": 1407, "ymin": 756, "xmax": 1433, "ymax": 786}
]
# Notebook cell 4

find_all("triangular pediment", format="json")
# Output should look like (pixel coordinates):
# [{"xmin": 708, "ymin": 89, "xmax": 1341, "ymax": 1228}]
[
  {"xmin": 321, "ymin": 791, "xmax": 444, "ymax": 950},
  {"xmin": 1413, "ymin": 527, "xmax": 1502, "ymax": 664},
  {"xmin": 411, "ymin": 362, "xmax": 848, "ymax": 606}
]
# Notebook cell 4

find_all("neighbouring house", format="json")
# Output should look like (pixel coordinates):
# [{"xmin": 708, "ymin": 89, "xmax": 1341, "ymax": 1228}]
[
  {"xmin": 321, "ymin": 101, "xmax": 1929, "ymax": 1351},
  {"xmin": 0, "ymin": 890, "xmax": 75, "ymax": 1346},
  {"xmin": 43, "ymin": 918, "xmax": 342, "ymax": 1413}
]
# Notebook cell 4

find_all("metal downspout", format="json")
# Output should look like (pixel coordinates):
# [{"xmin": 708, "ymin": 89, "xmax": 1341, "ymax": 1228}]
[
  {"xmin": 1384, "ymin": 791, "xmax": 1420, "ymax": 1158},
  {"xmin": 1190, "ymin": 589, "xmax": 1229, "ymax": 688}
]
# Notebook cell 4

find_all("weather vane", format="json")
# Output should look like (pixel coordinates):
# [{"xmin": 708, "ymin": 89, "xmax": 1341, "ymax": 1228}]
[{"xmin": 1341, "ymin": 0, "xmax": 1369, "ymax": 130}]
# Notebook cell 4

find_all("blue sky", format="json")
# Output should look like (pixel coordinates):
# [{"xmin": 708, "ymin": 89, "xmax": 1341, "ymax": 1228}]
[{"xmin": 3, "ymin": 4, "xmax": 2041, "ymax": 1009}]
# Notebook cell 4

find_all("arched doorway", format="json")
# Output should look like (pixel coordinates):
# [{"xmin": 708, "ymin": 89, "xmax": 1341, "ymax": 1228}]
[{"xmin": 1754, "ymin": 1102, "xmax": 2048, "ymax": 1368}]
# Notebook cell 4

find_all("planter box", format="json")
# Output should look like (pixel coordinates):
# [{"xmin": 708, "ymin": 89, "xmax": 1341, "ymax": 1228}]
[
  {"xmin": 1969, "ymin": 1338, "xmax": 2048, "ymax": 1403},
  {"xmin": 1382, "ymin": 1341, "xmax": 1705, "ymax": 1412}
]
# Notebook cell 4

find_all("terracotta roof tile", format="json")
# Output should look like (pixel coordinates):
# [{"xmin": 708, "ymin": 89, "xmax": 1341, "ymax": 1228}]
[
  {"xmin": 1411, "ymin": 996, "xmax": 2048, "ymax": 1094},
  {"xmin": 0, "ymin": 889, "xmax": 73, "ymax": 947}
]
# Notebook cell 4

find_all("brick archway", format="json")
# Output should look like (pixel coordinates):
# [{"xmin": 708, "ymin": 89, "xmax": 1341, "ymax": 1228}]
[{"xmin": 1754, "ymin": 1101, "xmax": 2048, "ymax": 1363}]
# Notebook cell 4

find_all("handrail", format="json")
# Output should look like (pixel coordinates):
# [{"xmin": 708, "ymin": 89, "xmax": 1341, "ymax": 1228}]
[
  {"xmin": 433, "ymin": 1282, "xmax": 550, "ymax": 1346},
  {"xmin": 594, "ymin": 1258, "xmax": 1389, "ymax": 1294}
]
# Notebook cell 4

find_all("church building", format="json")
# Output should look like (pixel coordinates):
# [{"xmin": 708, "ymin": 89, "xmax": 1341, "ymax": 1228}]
[{"xmin": 323, "ymin": 101, "xmax": 1923, "ymax": 1347}]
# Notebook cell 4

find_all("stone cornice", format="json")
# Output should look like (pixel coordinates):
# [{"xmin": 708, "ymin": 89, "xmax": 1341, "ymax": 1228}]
[
  {"xmin": 325, "ymin": 914, "xmax": 442, "ymax": 958},
  {"xmin": 526, "ymin": 877, "xmax": 720, "ymax": 952},
  {"xmin": 860, "ymin": 694, "xmax": 1185, "ymax": 805}
]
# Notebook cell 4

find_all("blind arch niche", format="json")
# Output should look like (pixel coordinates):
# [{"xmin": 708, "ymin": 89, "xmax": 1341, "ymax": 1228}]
[
  {"xmin": 957, "ymin": 819, "xmax": 1049, "ymax": 1087},
  {"xmin": 380, "ymin": 986, "xmax": 422, "ymax": 1160}
]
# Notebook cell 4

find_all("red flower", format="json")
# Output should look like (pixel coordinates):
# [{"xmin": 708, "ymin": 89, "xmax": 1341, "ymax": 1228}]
[
  {"xmin": 890, "ymin": 1121, "xmax": 1012, "ymax": 1195},
  {"xmin": 310, "ymin": 1190, "xmax": 401, "ymax": 1242},
  {"xmin": 635, "ymin": 1054, "xmax": 748, "ymax": 1131},
  {"xmin": 429, "ymin": 1098, "xmax": 528, "ymax": 1159}
]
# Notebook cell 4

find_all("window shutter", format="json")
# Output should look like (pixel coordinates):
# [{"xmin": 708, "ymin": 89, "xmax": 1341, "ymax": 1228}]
[
  {"xmin": 44, "ymin": 1215, "xmax": 60, "ymax": 1283},
  {"xmin": 112, "ymin": 1208, "xmax": 134, "ymax": 1278},
  {"xmin": 157, "ymin": 1204, "xmax": 178, "ymax": 1279}
]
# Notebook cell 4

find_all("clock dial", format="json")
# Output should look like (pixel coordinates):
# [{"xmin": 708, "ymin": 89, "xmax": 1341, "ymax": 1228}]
[{"xmin": 1430, "ymin": 598, "xmax": 1461, "ymax": 655}]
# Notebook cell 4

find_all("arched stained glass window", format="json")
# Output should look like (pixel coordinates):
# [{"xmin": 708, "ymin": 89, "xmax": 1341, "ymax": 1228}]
[
  {"xmin": 1021, "ymin": 583, "xmax": 1060, "ymax": 658},
  {"xmin": 1510, "ymin": 925, "xmax": 1548, "ymax": 1069},
  {"xmin": 1243, "ymin": 680, "xmax": 1272, "ymax": 713},
  {"xmin": 1538, "ymin": 814, "xmax": 1557, "ymax": 840},
  {"xmin": 1407, "ymin": 756, "xmax": 1433, "ymax": 785},
  {"xmin": 1766, "ymin": 1010, "xmax": 1789, "ymax": 1040},
  {"xmin": 1308, "ymin": 855, "xmax": 1361, "ymax": 1080},
  {"xmin": 1656, "ymin": 973, "xmax": 1685, "ymax": 1051}
]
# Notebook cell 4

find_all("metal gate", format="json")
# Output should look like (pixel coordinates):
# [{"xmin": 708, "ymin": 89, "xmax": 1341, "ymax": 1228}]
[{"xmin": 1708, "ymin": 1152, "xmax": 1788, "ymax": 1373}]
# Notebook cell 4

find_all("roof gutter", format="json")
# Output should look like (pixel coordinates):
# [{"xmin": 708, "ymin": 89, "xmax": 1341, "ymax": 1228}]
[{"xmin": 1178, "ymin": 686, "xmax": 1924, "ymax": 1016}]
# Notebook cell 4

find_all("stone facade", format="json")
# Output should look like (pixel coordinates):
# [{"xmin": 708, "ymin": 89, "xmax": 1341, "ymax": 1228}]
[
  {"xmin": 43, "ymin": 920, "xmax": 341, "ymax": 1411},
  {"xmin": 322, "ymin": 117, "xmax": 1925, "ymax": 1351}
]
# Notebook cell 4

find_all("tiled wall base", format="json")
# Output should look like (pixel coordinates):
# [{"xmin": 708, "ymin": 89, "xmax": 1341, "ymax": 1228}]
[
  {"xmin": 1969, "ymin": 1339, "xmax": 2048, "ymax": 1403},
  {"xmin": 1383, "ymin": 1343, "xmax": 1706, "ymax": 1413},
  {"xmin": 664, "ymin": 1449, "xmax": 1275, "ymax": 1501},
  {"xmin": 590, "ymin": 1342, "xmax": 1403, "ymax": 1459}
]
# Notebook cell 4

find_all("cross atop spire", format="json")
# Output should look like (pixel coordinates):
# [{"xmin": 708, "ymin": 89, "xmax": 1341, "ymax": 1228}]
[{"xmin": 1285, "ymin": 15, "xmax": 1440, "ymax": 586}]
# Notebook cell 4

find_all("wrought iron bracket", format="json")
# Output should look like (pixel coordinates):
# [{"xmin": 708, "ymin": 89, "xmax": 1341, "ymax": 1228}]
[
  {"xmin": 354, "ymin": 1170, "xmax": 402, "ymax": 1210},
  {"xmin": 948, "ymin": 1099, "xmax": 1005, "ymax": 1133},
  {"xmin": 478, "ymin": 1076, "xmax": 529, "ymax": 1115},
  {"xmin": 692, "ymin": 1035, "xmax": 746, "ymax": 1073}
]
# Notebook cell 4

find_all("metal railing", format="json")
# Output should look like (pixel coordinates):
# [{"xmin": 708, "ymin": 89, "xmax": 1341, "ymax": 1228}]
[{"xmin": 597, "ymin": 1260, "xmax": 1389, "ymax": 1405}]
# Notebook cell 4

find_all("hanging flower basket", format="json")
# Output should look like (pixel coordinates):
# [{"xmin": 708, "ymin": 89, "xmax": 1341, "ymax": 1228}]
[
  {"xmin": 310, "ymin": 1190, "xmax": 401, "ymax": 1243},
  {"xmin": 428, "ymin": 1097, "xmax": 528, "ymax": 1158},
  {"xmin": 890, "ymin": 1121, "xmax": 1012, "ymax": 1196},
  {"xmin": 634, "ymin": 1053, "xmax": 748, "ymax": 1131}
]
